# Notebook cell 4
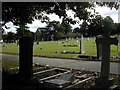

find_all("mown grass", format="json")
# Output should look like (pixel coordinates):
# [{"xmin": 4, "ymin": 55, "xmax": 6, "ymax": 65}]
[
  {"xmin": 1, "ymin": 37, "xmax": 119, "ymax": 58},
  {"xmin": 2, "ymin": 59, "xmax": 19, "ymax": 70}
]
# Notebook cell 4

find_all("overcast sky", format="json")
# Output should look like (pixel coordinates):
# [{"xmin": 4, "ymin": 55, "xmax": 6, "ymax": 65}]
[{"xmin": 4, "ymin": 5, "xmax": 119, "ymax": 33}]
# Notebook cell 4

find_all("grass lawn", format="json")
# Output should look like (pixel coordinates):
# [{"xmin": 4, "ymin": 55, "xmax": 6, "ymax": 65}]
[{"xmin": 1, "ymin": 37, "xmax": 119, "ymax": 58}]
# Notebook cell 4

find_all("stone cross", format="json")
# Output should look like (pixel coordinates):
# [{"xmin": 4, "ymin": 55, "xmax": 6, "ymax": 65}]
[
  {"xmin": 19, "ymin": 36, "xmax": 33, "ymax": 80},
  {"xmin": 80, "ymin": 35, "xmax": 85, "ymax": 54},
  {"xmin": 95, "ymin": 30, "xmax": 118, "ymax": 88}
]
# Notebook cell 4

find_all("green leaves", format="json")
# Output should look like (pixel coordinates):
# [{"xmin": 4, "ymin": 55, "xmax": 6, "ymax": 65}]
[{"xmin": 2, "ymin": 2, "xmax": 119, "ymax": 28}]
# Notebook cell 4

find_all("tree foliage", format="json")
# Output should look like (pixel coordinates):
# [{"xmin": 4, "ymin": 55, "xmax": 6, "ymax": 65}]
[
  {"xmin": 87, "ymin": 15, "xmax": 119, "ymax": 37},
  {"xmin": 2, "ymin": 2, "xmax": 119, "ymax": 26}
]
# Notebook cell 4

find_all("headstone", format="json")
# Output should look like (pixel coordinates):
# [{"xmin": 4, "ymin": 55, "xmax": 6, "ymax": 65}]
[
  {"xmin": 42, "ymin": 38, "xmax": 44, "ymax": 41},
  {"xmin": 44, "ymin": 73, "xmax": 74, "ymax": 88},
  {"xmin": 17, "ymin": 40, "xmax": 19, "ymax": 46},
  {"xmin": 95, "ymin": 30, "xmax": 118, "ymax": 88},
  {"xmin": 51, "ymin": 35, "xmax": 54, "ymax": 41},
  {"xmin": 118, "ymin": 43, "xmax": 120, "ymax": 56},
  {"xmin": 57, "ymin": 41, "xmax": 60, "ymax": 44},
  {"xmin": 76, "ymin": 40, "xmax": 79, "ymax": 43},
  {"xmin": 76, "ymin": 37, "xmax": 79, "ymax": 39},
  {"xmin": 87, "ymin": 38, "xmax": 89, "ymax": 41},
  {"xmin": 80, "ymin": 35, "xmax": 85, "ymax": 54},
  {"xmin": 19, "ymin": 36, "xmax": 33, "ymax": 79},
  {"xmin": 66, "ymin": 38, "xmax": 68, "ymax": 41},
  {"xmin": 96, "ymin": 35, "xmax": 102, "ymax": 60}
]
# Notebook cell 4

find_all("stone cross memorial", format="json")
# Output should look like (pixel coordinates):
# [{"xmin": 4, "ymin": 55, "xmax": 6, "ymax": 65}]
[
  {"xmin": 95, "ymin": 30, "xmax": 118, "ymax": 88},
  {"xmin": 19, "ymin": 36, "xmax": 33, "ymax": 80},
  {"xmin": 80, "ymin": 35, "xmax": 85, "ymax": 54}
]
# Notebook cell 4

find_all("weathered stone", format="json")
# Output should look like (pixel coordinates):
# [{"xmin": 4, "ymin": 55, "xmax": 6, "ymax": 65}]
[
  {"xmin": 80, "ymin": 35, "xmax": 85, "ymax": 54},
  {"xmin": 118, "ymin": 43, "xmax": 120, "ymax": 56},
  {"xmin": 19, "ymin": 36, "xmax": 33, "ymax": 79},
  {"xmin": 94, "ymin": 30, "xmax": 118, "ymax": 88}
]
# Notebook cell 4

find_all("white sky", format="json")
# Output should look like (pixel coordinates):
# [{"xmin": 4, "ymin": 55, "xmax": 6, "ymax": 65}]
[{"xmin": 3, "ymin": 5, "xmax": 119, "ymax": 33}]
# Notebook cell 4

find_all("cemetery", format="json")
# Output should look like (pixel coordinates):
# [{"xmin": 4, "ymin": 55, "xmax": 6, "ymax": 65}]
[
  {"xmin": 1, "ymin": 37, "xmax": 120, "ymax": 60},
  {"xmin": 1, "ymin": 2, "xmax": 120, "ymax": 90},
  {"xmin": 2, "ymin": 35, "xmax": 120, "ymax": 89}
]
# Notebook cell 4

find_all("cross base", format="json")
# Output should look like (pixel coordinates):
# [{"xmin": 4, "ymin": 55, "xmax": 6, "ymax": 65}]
[
  {"xmin": 94, "ymin": 77, "xmax": 114, "ymax": 88},
  {"xmin": 91, "ymin": 85, "xmax": 119, "ymax": 90}
]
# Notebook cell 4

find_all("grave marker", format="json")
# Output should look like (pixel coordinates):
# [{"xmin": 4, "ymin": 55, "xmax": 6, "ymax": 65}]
[
  {"xmin": 19, "ymin": 36, "xmax": 33, "ymax": 79},
  {"xmin": 118, "ymin": 43, "xmax": 120, "ymax": 56},
  {"xmin": 96, "ymin": 35, "xmax": 103, "ymax": 60},
  {"xmin": 87, "ymin": 38, "xmax": 89, "ymax": 41},
  {"xmin": 51, "ymin": 34, "xmax": 54, "ymax": 41},
  {"xmin": 76, "ymin": 40, "xmax": 79, "ymax": 43},
  {"xmin": 80, "ymin": 35, "xmax": 85, "ymax": 54},
  {"xmin": 57, "ymin": 41, "xmax": 60, "ymax": 44},
  {"xmin": 76, "ymin": 37, "xmax": 79, "ymax": 39},
  {"xmin": 95, "ymin": 30, "xmax": 118, "ymax": 88},
  {"xmin": 66, "ymin": 38, "xmax": 68, "ymax": 41}
]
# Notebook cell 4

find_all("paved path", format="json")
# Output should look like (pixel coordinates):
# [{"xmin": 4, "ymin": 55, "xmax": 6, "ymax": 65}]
[{"xmin": 1, "ymin": 54, "xmax": 120, "ymax": 74}]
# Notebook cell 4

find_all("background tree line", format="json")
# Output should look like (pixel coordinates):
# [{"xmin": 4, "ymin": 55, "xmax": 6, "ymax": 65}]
[
  {"xmin": 2, "ymin": 15, "xmax": 120, "ymax": 43},
  {"xmin": 2, "ymin": 2, "xmax": 119, "ymax": 43}
]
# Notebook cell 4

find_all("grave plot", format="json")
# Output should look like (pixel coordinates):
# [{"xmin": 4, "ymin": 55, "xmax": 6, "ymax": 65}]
[
  {"xmin": 32, "ymin": 68, "xmax": 71, "ymax": 83},
  {"xmin": 42, "ymin": 70, "xmax": 98, "ymax": 89},
  {"xmin": 7, "ymin": 63, "xmax": 51, "ymax": 75},
  {"xmin": 3, "ymin": 61, "xmax": 99, "ymax": 89},
  {"xmin": 17, "ymin": 63, "xmax": 97, "ymax": 89},
  {"xmin": 32, "ymin": 63, "xmax": 52, "ymax": 73}
]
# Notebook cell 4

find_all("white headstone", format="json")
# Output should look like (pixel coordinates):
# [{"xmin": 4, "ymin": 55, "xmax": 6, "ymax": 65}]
[
  {"xmin": 76, "ymin": 40, "xmax": 79, "ymax": 43},
  {"xmin": 118, "ymin": 43, "xmax": 120, "ymax": 56},
  {"xmin": 66, "ymin": 38, "xmax": 68, "ymax": 41},
  {"xmin": 42, "ymin": 38, "xmax": 44, "ymax": 41},
  {"xmin": 87, "ymin": 38, "xmax": 89, "ymax": 41},
  {"xmin": 80, "ymin": 35, "xmax": 85, "ymax": 54},
  {"xmin": 76, "ymin": 37, "xmax": 79, "ymax": 39},
  {"xmin": 58, "ymin": 41, "xmax": 60, "ymax": 44}
]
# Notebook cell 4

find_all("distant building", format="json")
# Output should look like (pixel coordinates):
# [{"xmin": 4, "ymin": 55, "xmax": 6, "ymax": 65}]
[{"xmin": 35, "ymin": 27, "xmax": 54, "ymax": 41}]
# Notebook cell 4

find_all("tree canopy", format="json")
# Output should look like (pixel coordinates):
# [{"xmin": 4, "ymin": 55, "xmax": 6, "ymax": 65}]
[{"xmin": 2, "ymin": 2, "xmax": 119, "ymax": 27}]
